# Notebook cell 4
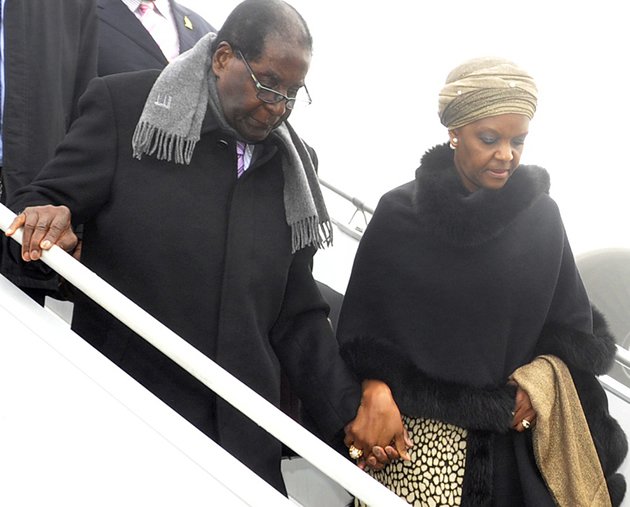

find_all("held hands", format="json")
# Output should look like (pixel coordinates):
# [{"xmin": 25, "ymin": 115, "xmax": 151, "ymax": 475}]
[
  {"xmin": 509, "ymin": 381, "xmax": 537, "ymax": 432},
  {"xmin": 6, "ymin": 205, "xmax": 78, "ymax": 261},
  {"xmin": 344, "ymin": 379, "xmax": 412, "ymax": 471}
]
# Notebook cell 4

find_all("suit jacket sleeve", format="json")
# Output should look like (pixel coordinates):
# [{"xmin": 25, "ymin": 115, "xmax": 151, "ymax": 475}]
[{"xmin": 2, "ymin": 0, "xmax": 99, "ymax": 200}]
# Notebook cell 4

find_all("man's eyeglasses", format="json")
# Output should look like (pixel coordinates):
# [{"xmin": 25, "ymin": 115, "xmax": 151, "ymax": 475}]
[{"xmin": 236, "ymin": 50, "xmax": 312, "ymax": 110}]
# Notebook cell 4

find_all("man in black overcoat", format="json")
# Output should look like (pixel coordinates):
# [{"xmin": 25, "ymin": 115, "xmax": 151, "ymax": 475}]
[{"xmin": 5, "ymin": 0, "xmax": 407, "ymax": 493}]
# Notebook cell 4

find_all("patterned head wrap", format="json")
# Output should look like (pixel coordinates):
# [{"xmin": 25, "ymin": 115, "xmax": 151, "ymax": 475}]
[{"xmin": 438, "ymin": 57, "xmax": 538, "ymax": 129}]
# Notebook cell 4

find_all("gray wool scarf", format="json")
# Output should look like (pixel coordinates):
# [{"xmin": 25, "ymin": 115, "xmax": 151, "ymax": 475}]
[{"xmin": 132, "ymin": 32, "xmax": 332, "ymax": 253}]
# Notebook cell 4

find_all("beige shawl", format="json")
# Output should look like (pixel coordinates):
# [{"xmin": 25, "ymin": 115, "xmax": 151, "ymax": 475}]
[{"xmin": 512, "ymin": 355, "xmax": 611, "ymax": 507}]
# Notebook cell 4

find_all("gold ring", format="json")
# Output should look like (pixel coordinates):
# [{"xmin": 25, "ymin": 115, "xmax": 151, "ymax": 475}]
[
  {"xmin": 521, "ymin": 418, "xmax": 531, "ymax": 430},
  {"xmin": 348, "ymin": 445, "xmax": 363, "ymax": 460}
]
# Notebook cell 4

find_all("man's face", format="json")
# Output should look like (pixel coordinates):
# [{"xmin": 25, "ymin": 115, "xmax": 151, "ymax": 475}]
[{"xmin": 212, "ymin": 36, "xmax": 311, "ymax": 143}]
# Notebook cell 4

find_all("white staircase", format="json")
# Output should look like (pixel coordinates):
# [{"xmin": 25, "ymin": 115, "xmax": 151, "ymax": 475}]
[{"xmin": 0, "ymin": 275, "xmax": 293, "ymax": 506}]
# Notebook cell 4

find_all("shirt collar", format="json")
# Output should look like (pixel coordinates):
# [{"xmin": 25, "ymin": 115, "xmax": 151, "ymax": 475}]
[{"xmin": 120, "ymin": 0, "xmax": 142, "ymax": 11}]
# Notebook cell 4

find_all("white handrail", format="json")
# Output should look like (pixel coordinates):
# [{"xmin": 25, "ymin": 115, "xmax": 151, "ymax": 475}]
[
  {"xmin": 320, "ymin": 178, "xmax": 375, "ymax": 215},
  {"xmin": 0, "ymin": 204, "xmax": 406, "ymax": 507},
  {"xmin": 0, "ymin": 275, "xmax": 294, "ymax": 507},
  {"xmin": 616, "ymin": 344, "xmax": 630, "ymax": 370},
  {"xmin": 600, "ymin": 374, "xmax": 630, "ymax": 405}
]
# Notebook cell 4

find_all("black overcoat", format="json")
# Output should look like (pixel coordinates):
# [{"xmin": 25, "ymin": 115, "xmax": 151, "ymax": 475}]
[{"xmin": 10, "ymin": 70, "xmax": 361, "ymax": 492}]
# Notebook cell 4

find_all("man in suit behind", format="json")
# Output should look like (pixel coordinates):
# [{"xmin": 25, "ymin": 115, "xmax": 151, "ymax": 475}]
[
  {"xmin": 97, "ymin": 0, "xmax": 215, "ymax": 76},
  {"xmin": 0, "ymin": 0, "xmax": 98, "ymax": 302}
]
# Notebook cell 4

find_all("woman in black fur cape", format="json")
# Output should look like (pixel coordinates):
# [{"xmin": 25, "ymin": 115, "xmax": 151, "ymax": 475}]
[{"xmin": 338, "ymin": 57, "xmax": 627, "ymax": 506}]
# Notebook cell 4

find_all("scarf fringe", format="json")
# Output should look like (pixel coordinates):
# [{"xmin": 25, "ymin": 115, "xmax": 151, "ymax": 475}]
[
  {"xmin": 132, "ymin": 121, "xmax": 198, "ymax": 165},
  {"xmin": 291, "ymin": 216, "xmax": 333, "ymax": 254}
]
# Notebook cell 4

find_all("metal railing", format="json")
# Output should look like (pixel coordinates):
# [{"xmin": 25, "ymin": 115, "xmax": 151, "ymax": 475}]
[
  {"xmin": 320, "ymin": 179, "xmax": 375, "ymax": 216},
  {"xmin": 320, "ymin": 179, "xmax": 374, "ymax": 241},
  {"xmin": 617, "ymin": 346, "xmax": 630, "ymax": 371}
]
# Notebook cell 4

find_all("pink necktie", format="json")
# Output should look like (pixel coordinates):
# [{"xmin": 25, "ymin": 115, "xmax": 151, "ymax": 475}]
[
  {"xmin": 236, "ymin": 142, "xmax": 246, "ymax": 178},
  {"xmin": 137, "ymin": 1, "xmax": 152, "ymax": 15},
  {"xmin": 137, "ymin": 1, "xmax": 179, "ymax": 62}
]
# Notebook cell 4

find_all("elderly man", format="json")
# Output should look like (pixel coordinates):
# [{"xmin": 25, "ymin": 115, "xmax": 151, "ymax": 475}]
[{"xmin": 6, "ymin": 0, "xmax": 407, "ymax": 492}]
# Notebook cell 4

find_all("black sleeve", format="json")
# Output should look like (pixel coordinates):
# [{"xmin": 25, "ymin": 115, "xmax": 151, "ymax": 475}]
[
  {"xmin": 2, "ymin": 76, "xmax": 118, "ymax": 287},
  {"xmin": 9, "ymin": 76, "xmax": 118, "ymax": 223},
  {"xmin": 269, "ymin": 245, "xmax": 361, "ymax": 445}
]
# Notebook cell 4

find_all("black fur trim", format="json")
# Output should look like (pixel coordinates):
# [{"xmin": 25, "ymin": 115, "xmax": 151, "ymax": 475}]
[
  {"xmin": 412, "ymin": 143, "xmax": 551, "ymax": 247},
  {"xmin": 461, "ymin": 431, "xmax": 493, "ymax": 507},
  {"xmin": 340, "ymin": 335, "xmax": 515, "ymax": 432},
  {"xmin": 609, "ymin": 474, "xmax": 627, "ymax": 507},
  {"xmin": 535, "ymin": 307, "xmax": 617, "ymax": 375},
  {"xmin": 570, "ymin": 366, "xmax": 628, "ymax": 504}
]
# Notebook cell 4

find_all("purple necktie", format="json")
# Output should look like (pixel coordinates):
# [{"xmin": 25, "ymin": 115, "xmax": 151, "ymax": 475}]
[{"xmin": 236, "ymin": 141, "xmax": 246, "ymax": 178}]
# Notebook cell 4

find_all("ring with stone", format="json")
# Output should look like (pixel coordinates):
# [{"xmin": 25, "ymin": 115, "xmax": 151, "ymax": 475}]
[
  {"xmin": 348, "ymin": 444, "xmax": 363, "ymax": 460},
  {"xmin": 521, "ymin": 418, "xmax": 531, "ymax": 430}
]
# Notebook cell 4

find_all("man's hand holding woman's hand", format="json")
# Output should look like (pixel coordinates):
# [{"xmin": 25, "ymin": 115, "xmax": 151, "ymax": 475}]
[{"xmin": 344, "ymin": 379, "xmax": 411, "ymax": 471}]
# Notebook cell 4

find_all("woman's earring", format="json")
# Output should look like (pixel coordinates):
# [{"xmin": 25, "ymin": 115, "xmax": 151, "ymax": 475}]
[{"xmin": 450, "ymin": 137, "xmax": 458, "ymax": 150}]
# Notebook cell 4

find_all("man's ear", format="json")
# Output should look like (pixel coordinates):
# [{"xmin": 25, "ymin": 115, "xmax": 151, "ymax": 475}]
[{"xmin": 211, "ymin": 41, "xmax": 235, "ymax": 76}]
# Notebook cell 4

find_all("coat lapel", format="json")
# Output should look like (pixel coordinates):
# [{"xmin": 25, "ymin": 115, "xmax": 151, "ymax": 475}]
[
  {"xmin": 97, "ymin": 0, "xmax": 167, "ymax": 63},
  {"xmin": 170, "ymin": 1, "xmax": 199, "ymax": 53}
]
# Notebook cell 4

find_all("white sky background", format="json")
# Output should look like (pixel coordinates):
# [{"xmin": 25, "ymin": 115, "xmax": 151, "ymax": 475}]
[{"xmin": 179, "ymin": 1, "xmax": 630, "ymax": 256}]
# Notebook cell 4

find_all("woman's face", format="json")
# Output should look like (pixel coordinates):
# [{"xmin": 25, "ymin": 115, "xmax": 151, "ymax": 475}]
[{"xmin": 450, "ymin": 113, "xmax": 530, "ymax": 193}]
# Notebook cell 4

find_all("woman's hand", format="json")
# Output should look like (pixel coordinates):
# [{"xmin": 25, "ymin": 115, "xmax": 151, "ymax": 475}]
[
  {"xmin": 344, "ymin": 379, "xmax": 411, "ymax": 470},
  {"xmin": 6, "ymin": 205, "xmax": 78, "ymax": 261},
  {"xmin": 510, "ymin": 381, "xmax": 537, "ymax": 432}
]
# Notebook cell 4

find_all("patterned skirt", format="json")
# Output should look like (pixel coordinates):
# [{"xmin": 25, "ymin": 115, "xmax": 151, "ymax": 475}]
[{"xmin": 355, "ymin": 415, "xmax": 468, "ymax": 507}]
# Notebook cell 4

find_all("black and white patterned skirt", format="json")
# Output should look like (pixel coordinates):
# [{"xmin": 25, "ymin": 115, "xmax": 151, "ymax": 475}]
[{"xmin": 355, "ymin": 415, "xmax": 468, "ymax": 507}]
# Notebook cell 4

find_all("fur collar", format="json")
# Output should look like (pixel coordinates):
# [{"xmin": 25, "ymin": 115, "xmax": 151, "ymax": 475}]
[{"xmin": 413, "ymin": 142, "xmax": 551, "ymax": 246}]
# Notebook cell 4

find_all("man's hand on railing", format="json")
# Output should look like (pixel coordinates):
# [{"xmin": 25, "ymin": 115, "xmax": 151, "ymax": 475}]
[
  {"xmin": 344, "ymin": 379, "xmax": 412, "ymax": 471},
  {"xmin": 6, "ymin": 205, "xmax": 78, "ymax": 261}
]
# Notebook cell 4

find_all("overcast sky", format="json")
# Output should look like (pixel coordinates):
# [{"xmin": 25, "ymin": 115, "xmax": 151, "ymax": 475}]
[{"xmin": 179, "ymin": 1, "xmax": 630, "ymax": 257}]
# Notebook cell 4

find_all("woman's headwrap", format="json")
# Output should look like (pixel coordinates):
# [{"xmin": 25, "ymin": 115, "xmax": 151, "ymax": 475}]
[{"xmin": 438, "ymin": 57, "xmax": 538, "ymax": 129}]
